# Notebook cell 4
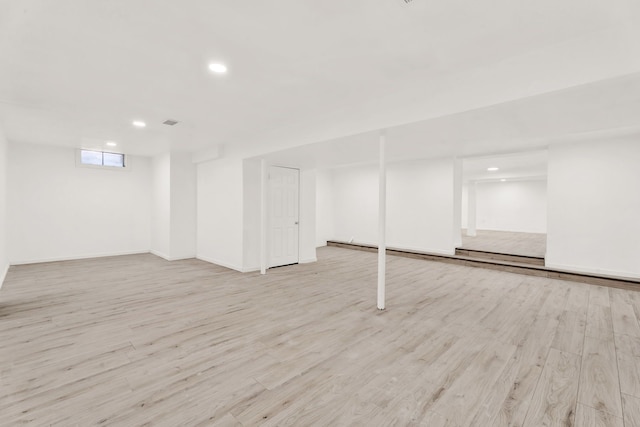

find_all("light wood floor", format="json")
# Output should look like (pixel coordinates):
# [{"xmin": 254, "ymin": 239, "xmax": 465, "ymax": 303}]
[
  {"xmin": 460, "ymin": 229, "xmax": 547, "ymax": 258},
  {"xmin": 1, "ymin": 247, "xmax": 639, "ymax": 426}
]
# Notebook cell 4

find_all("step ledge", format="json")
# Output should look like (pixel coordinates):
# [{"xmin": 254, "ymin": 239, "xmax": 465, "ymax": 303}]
[
  {"xmin": 455, "ymin": 247, "xmax": 544, "ymax": 261},
  {"xmin": 455, "ymin": 248, "xmax": 544, "ymax": 266},
  {"xmin": 327, "ymin": 240, "xmax": 640, "ymax": 291}
]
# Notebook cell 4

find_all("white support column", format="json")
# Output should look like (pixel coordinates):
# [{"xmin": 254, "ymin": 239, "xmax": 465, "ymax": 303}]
[
  {"xmin": 467, "ymin": 180, "xmax": 477, "ymax": 237},
  {"xmin": 377, "ymin": 130, "xmax": 386, "ymax": 310},
  {"xmin": 260, "ymin": 159, "xmax": 267, "ymax": 274}
]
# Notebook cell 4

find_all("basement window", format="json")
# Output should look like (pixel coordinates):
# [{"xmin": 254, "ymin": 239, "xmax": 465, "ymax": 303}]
[{"xmin": 79, "ymin": 150, "xmax": 126, "ymax": 168}]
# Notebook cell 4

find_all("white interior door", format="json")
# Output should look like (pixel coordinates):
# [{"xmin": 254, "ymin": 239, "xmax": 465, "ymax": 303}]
[{"xmin": 268, "ymin": 166, "xmax": 299, "ymax": 268}]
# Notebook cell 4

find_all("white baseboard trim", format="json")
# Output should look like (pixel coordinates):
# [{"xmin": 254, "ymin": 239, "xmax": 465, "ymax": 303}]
[
  {"xmin": 168, "ymin": 254, "xmax": 197, "ymax": 261},
  {"xmin": 10, "ymin": 250, "xmax": 151, "ymax": 266},
  {"xmin": 150, "ymin": 250, "xmax": 171, "ymax": 260},
  {"xmin": 241, "ymin": 258, "xmax": 317, "ymax": 273},
  {"xmin": 545, "ymin": 261, "xmax": 640, "ymax": 280},
  {"xmin": 196, "ymin": 255, "xmax": 244, "ymax": 273},
  {"xmin": 0, "ymin": 263, "xmax": 9, "ymax": 290},
  {"xmin": 150, "ymin": 251, "xmax": 197, "ymax": 262},
  {"xmin": 396, "ymin": 246, "xmax": 456, "ymax": 257}
]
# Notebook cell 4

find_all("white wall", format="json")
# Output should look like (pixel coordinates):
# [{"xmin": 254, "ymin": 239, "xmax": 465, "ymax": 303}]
[
  {"xmin": 241, "ymin": 160, "xmax": 316, "ymax": 272},
  {"xmin": 463, "ymin": 180, "xmax": 547, "ymax": 233},
  {"xmin": 452, "ymin": 159, "xmax": 463, "ymax": 247},
  {"xmin": 0, "ymin": 128, "xmax": 8, "ymax": 286},
  {"xmin": 331, "ymin": 165, "xmax": 379, "ymax": 245},
  {"xmin": 387, "ymin": 158, "xmax": 456, "ymax": 254},
  {"xmin": 242, "ymin": 159, "xmax": 261, "ymax": 271},
  {"xmin": 169, "ymin": 153, "xmax": 197, "ymax": 260},
  {"xmin": 547, "ymin": 138, "xmax": 640, "ymax": 278},
  {"xmin": 299, "ymin": 169, "xmax": 316, "ymax": 263},
  {"xmin": 197, "ymin": 158, "xmax": 244, "ymax": 270},
  {"xmin": 151, "ymin": 153, "xmax": 171, "ymax": 258},
  {"xmin": 315, "ymin": 169, "xmax": 334, "ymax": 247},
  {"xmin": 151, "ymin": 152, "xmax": 197, "ymax": 261},
  {"xmin": 8, "ymin": 143, "xmax": 152, "ymax": 264},
  {"xmin": 326, "ymin": 158, "xmax": 457, "ymax": 255}
]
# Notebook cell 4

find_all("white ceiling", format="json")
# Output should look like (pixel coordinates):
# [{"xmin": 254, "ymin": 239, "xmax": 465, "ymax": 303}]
[
  {"xmin": 1, "ymin": 0, "xmax": 640, "ymax": 159},
  {"xmin": 462, "ymin": 150, "xmax": 547, "ymax": 183},
  {"xmin": 258, "ymin": 72, "xmax": 640, "ymax": 169}
]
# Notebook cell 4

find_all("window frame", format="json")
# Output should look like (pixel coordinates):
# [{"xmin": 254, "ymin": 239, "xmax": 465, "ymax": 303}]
[{"xmin": 75, "ymin": 149, "xmax": 132, "ymax": 171}]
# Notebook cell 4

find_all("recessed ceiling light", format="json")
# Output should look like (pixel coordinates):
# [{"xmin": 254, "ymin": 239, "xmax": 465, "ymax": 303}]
[
  {"xmin": 487, "ymin": 167, "xmax": 499, "ymax": 171},
  {"xmin": 208, "ymin": 63, "xmax": 228, "ymax": 74},
  {"xmin": 132, "ymin": 120, "xmax": 146, "ymax": 128},
  {"xmin": 501, "ymin": 179, "xmax": 506, "ymax": 182},
  {"xmin": 106, "ymin": 141, "xmax": 117, "ymax": 147}
]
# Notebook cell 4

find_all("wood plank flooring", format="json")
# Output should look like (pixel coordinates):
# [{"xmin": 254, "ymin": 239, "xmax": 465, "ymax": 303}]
[{"xmin": 1, "ymin": 246, "xmax": 639, "ymax": 426}]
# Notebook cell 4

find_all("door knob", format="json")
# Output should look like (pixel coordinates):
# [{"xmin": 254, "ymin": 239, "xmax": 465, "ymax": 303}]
[{"xmin": 294, "ymin": 221, "xmax": 299, "ymax": 225}]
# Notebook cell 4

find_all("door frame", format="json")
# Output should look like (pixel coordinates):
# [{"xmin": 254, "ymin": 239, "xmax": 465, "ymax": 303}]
[{"xmin": 264, "ymin": 164, "xmax": 300, "ymax": 270}]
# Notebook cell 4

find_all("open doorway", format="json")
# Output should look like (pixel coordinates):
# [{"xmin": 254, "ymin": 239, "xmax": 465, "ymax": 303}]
[{"xmin": 460, "ymin": 150, "xmax": 548, "ymax": 260}]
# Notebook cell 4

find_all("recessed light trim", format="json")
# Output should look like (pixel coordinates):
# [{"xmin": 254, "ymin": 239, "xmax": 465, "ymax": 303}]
[
  {"xmin": 487, "ymin": 167, "xmax": 499, "ymax": 171},
  {"xmin": 208, "ymin": 62, "xmax": 228, "ymax": 74},
  {"xmin": 132, "ymin": 120, "xmax": 146, "ymax": 128},
  {"xmin": 106, "ymin": 141, "xmax": 117, "ymax": 147},
  {"xmin": 500, "ymin": 179, "xmax": 506, "ymax": 182}
]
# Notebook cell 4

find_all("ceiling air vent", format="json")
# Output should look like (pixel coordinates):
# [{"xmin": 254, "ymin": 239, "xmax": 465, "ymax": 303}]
[
  {"xmin": 400, "ymin": 0, "xmax": 414, "ymax": 4},
  {"xmin": 163, "ymin": 119, "xmax": 179, "ymax": 126}
]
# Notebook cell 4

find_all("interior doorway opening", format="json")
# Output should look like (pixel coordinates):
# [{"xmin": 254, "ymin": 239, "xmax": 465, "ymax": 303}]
[{"xmin": 459, "ymin": 150, "xmax": 548, "ymax": 261}]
